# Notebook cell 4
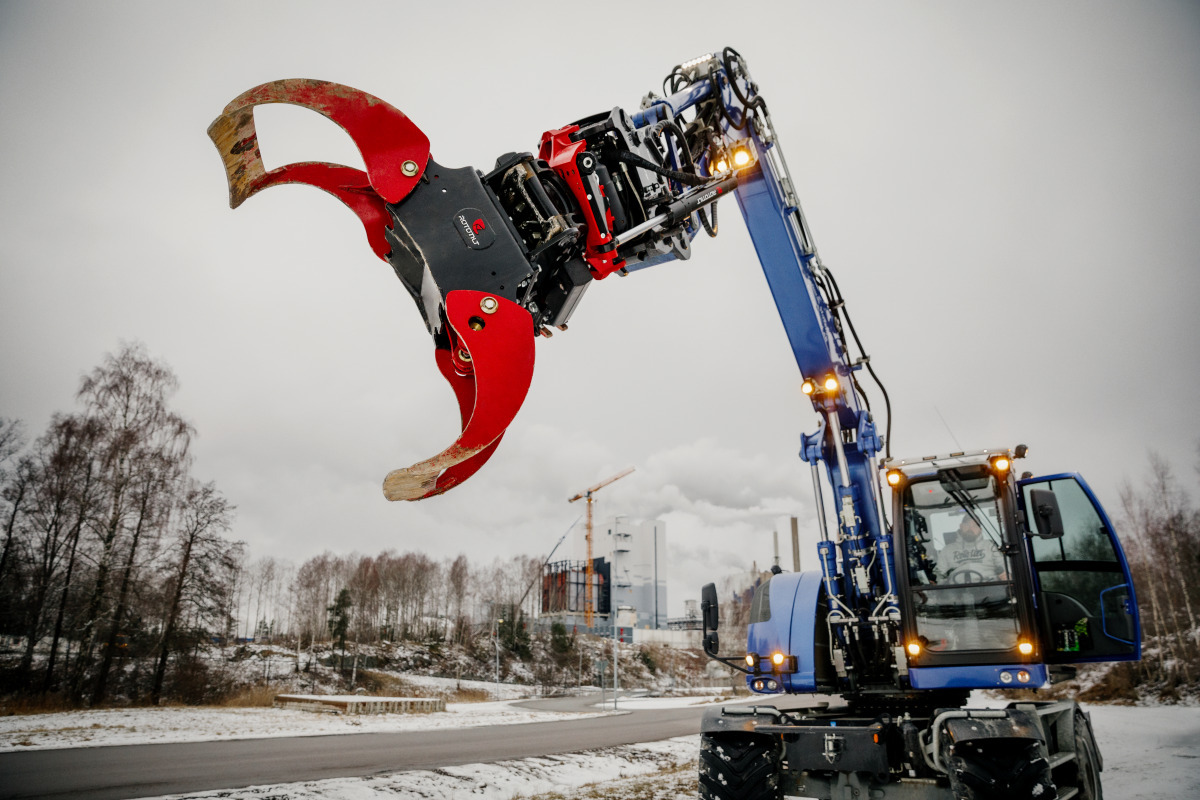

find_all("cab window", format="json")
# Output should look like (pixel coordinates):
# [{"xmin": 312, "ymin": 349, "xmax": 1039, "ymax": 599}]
[{"xmin": 902, "ymin": 475, "xmax": 1018, "ymax": 653}]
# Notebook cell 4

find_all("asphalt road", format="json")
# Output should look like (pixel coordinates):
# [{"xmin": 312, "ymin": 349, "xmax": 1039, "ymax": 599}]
[{"xmin": 0, "ymin": 693, "xmax": 708, "ymax": 800}]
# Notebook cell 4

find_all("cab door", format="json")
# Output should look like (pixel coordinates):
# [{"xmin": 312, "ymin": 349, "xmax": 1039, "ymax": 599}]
[{"xmin": 1018, "ymin": 474, "xmax": 1141, "ymax": 663}]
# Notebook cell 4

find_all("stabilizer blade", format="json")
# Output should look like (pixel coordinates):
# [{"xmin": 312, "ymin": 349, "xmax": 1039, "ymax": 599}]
[{"xmin": 383, "ymin": 290, "xmax": 535, "ymax": 501}]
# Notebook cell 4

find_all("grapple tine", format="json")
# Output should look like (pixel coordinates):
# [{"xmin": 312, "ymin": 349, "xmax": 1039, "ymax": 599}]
[
  {"xmin": 383, "ymin": 290, "xmax": 535, "ymax": 501},
  {"xmin": 206, "ymin": 78, "xmax": 430, "ymax": 207}
]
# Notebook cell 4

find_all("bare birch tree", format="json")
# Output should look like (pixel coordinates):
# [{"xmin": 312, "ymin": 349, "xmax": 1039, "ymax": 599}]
[
  {"xmin": 67, "ymin": 342, "xmax": 193, "ymax": 702},
  {"xmin": 151, "ymin": 481, "xmax": 236, "ymax": 704}
]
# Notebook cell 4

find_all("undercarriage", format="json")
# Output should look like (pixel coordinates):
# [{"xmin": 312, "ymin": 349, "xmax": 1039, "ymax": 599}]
[{"xmin": 699, "ymin": 699, "xmax": 1101, "ymax": 800}]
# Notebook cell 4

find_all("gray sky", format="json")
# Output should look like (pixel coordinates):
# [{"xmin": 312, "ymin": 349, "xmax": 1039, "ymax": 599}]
[{"xmin": 2, "ymin": 1, "xmax": 1198, "ymax": 616}]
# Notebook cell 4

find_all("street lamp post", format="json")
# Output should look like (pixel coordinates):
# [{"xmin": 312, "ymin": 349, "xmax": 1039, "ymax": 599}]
[{"xmin": 493, "ymin": 617, "xmax": 503, "ymax": 684}]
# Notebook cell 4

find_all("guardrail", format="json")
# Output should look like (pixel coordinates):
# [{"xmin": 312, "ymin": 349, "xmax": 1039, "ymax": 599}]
[{"xmin": 273, "ymin": 694, "xmax": 446, "ymax": 715}]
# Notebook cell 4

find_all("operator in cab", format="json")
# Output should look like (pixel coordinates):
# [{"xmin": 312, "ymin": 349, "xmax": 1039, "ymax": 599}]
[{"xmin": 937, "ymin": 516, "xmax": 1007, "ymax": 583}]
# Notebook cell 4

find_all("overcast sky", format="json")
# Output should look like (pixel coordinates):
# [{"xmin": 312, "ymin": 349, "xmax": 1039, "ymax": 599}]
[{"xmin": 2, "ymin": 1, "xmax": 1198, "ymax": 617}]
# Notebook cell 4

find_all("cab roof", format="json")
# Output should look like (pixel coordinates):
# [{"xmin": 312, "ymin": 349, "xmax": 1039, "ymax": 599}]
[{"xmin": 882, "ymin": 447, "xmax": 1014, "ymax": 478}]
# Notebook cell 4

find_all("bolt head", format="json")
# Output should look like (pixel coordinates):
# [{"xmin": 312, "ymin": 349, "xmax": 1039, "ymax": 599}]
[{"xmin": 480, "ymin": 296, "xmax": 499, "ymax": 314}]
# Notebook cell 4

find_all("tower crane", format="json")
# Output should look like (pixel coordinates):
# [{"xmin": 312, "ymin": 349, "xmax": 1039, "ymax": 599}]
[{"xmin": 568, "ymin": 467, "xmax": 634, "ymax": 628}]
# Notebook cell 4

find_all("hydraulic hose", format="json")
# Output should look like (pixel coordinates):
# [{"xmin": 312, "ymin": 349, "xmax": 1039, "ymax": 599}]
[{"xmin": 615, "ymin": 150, "xmax": 707, "ymax": 186}]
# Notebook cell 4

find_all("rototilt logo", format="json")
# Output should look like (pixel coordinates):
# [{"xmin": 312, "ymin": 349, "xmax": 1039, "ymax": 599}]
[{"xmin": 452, "ymin": 207, "xmax": 494, "ymax": 250}]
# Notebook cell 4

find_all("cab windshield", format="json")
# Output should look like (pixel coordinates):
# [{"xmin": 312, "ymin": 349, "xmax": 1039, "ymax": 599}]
[{"xmin": 902, "ymin": 473, "xmax": 1018, "ymax": 653}]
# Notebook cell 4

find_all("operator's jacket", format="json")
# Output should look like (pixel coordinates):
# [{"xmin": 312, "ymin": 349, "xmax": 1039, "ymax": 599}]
[{"xmin": 937, "ymin": 535, "xmax": 1006, "ymax": 582}]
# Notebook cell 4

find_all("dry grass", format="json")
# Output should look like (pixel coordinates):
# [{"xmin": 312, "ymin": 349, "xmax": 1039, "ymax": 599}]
[
  {"xmin": 359, "ymin": 670, "xmax": 495, "ymax": 703},
  {"xmin": 358, "ymin": 670, "xmax": 419, "ymax": 696},
  {"xmin": 446, "ymin": 686, "xmax": 492, "ymax": 703},
  {"xmin": 216, "ymin": 685, "xmax": 279, "ymax": 708},
  {"xmin": 0, "ymin": 692, "xmax": 77, "ymax": 717}
]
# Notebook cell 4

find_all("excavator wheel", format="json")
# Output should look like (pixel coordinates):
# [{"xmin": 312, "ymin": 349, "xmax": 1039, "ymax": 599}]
[
  {"xmin": 945, "ymin": 738, "xmax": 1055, "ymax": 800},
  {"xmin": 698, "ymin": 732, "xmax": 782, "ymax": 800},
  {"xmin": 1069, "ymin": 711, "xmax": 1103, "ymax": 800}
]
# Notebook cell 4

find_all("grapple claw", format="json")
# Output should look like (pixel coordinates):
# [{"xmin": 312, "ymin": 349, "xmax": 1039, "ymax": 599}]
[
  {"xmin": 210, "ymin": 81, "xmax": 567, "ymax": 501},
  {"xmin": 382, "ymin": 290, "xmax": 536, "ymax": 501},
  {"xmin": 207, "ymin": 78, "xmax": 430, "ymax": 207}
]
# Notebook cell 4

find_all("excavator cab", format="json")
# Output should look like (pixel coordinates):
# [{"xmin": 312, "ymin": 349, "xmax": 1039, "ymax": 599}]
[
  {"xmin": 896, "ymin": 463, "xmax": 1028, "ymax": 674},
  {"xmin": 889, "ymin": 449, "xmax": 1140, "ymax": 690}
]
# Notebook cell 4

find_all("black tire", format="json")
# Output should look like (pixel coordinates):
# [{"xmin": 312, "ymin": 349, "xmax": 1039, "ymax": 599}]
[
  {"xmin": 698, "ymin": 732, "xmax": 783, "ymax": 800},
  {"xmin": 1072, "ymin": 712, "xmax": 1103, "ymax": 800},
  {"xmin": 946, "ymin": 739, "xmax": 1054, "ymax": 799}
]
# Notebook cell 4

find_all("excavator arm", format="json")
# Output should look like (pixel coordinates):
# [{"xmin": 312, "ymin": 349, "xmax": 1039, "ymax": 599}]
[{"xmin": 208, "ymin": 52, "xmax": 897, "ymax": 676}]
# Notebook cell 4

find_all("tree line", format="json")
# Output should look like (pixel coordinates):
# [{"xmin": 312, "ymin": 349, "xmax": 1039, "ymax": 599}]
[
  {"xmin": 6, "ymin": 343, "xmax": 1194, "ymax": 707},
  {"xmin": 230, "ymin": 550, "xmax": 546, "ymax": 655},
  {"xmin": 1116, "ymin": 450, "xmax": 1200, "ymax": 700},
  {"xmin": 0, "ymin": 344, "xmax": 554, "ymax": 706},
  {"xmin": 0, "ymin": 343, "xmax": 239, "ymax": 705}
]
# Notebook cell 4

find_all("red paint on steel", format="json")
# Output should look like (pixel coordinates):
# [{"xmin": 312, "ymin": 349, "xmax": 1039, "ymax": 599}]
[
  {"xmin": 214, "ymin": 79, "xmax": 430, "ymax": 204},
  {"xmin": 382, "ymin": 291, "xmax": 535, "ymax": 500},
  {"xmin": 248, "ymin": 162, "xmax": 392, "ymax": 259},
  {"xmin": 538, "ymin": 125, "xmax": 620, "ymax": 279}
]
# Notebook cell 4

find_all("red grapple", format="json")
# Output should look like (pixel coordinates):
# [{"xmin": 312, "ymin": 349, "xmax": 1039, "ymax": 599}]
[
  {"xmin": 208, "ymin": 81, "xmax": 537, "ymax": 501},
  {"xmin": 383, "ymin": 290, "xmax": 535, "ymax": 501}
]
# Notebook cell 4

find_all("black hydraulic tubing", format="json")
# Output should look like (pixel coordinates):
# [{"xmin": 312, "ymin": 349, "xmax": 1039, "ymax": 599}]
[
  {"xmin": 709, "ymin": 70, "xmax": 748, "ymax": 131},
  {"xmin": 616, "ymin": 150, "xmax": 706, "ymax": 186},
  {"xmin": 699, "ymin": 201, "xmax": 718, "ymax": 237},
  {"xmin": 824, "ymin": 267, "xmax": 893, "ymax": 460},
  {"xmin": 722, "ymin": 47, "xmax": 767, "ymax": 115},
  {"xmin": 653, "ymin": 119, "xmax": 699, "ymax": 173}
]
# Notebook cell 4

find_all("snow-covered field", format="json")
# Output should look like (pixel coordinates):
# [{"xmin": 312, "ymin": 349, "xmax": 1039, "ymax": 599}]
[
  {"xmin": 150, "ymin": 735, "xmax": 703, "ymax": 800},
  {"xmin": 3, "ymin": 695, "xmax": 1197, "ymax": 799},
  {"xmin": 0, "ymin": 697, "xmax": 611, "ymax": 751}
]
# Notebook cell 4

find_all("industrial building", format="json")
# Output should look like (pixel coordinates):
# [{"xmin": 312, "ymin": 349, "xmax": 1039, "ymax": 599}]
[{"xmin": 541, "ymin": 516, "xmax": 667, "ymax": 633}]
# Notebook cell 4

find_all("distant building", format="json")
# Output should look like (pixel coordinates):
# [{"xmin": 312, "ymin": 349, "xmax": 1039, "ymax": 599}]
[
  {"xmin": 540, "ymin": 516, "xmax": 667, "ymax": 633},
  {"xmin": 668, "ymin": 598, "xmax": 703, "ymax": 631},
  {"xmin": 604, "ymin": 516, "xmax": 667, "ymax": 631}
]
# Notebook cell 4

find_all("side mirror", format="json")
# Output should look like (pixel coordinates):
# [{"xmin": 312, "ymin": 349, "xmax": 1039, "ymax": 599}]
[
  {"xmin": 698, "ymin": 581, "xmax": 752, "ymax": 674},
  {"xmin": 701, "ymin": 583, "xmax": 720, "ymax": 632},
  {"xmin": 1029, "ymin": 488, "xmax": 1064, "ymax": 539}
]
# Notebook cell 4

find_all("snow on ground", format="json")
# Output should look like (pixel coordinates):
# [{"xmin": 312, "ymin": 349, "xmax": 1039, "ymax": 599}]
[
  {"xmin": 150, "ymin": 737, "xmax": 702, "ymax": 800},
  {"xmin": 121, "ymin": 704, "xmax": 1200, "ymax": 800},
  {"xmin": 1085, "ymin": 704, "xmax": 1200, "ymax": 799},
  {"xmin": 0, "ymin": 698, "xmax": 610, "ymax": 751},
  {"xmin": 4, "ymin": 692, "xmax": 1197, "ymax": 799},
  {"xmin": 0, "ymin": 678, "xmax": 737, "ymax": 752},
  {"xmin": 587, "ymin": 693, "xmax": 733, "ymax": 710}
]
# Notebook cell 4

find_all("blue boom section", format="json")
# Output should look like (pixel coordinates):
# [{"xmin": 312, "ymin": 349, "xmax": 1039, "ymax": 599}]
[
  {"xmin": 636, "ymin": 64, "xmax": 898, "ymax": 693},
  {"xmin": 635, "ymin": 52, "xmax": 1138, "ymax": 698}
]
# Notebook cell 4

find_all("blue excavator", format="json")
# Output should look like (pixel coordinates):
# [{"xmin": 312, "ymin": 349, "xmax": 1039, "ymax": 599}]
[{"xmin": 210, "ymin": 48, "xmax": 1139, "ymax": 800}]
